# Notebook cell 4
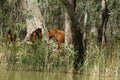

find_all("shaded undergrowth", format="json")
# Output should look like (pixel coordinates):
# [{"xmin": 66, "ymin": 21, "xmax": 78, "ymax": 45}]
[
  {"xmin": 0, "ymin": 38, "xmax": 120, "ymax": 76},
  {"xmin": 82, "ymin": 39, "xmax": 120, "ymax": 76},
  {"xmin": 0, "ymin": 39, "xmax": 75, "ymax": 73}
]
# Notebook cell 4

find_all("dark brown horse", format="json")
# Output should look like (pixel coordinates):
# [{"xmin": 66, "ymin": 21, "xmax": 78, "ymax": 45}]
[
  {"xmin": 30, "ymin": 28, "xmax": 42, "ymax": 44},
  {"xmin": 6, "ymin": 29, "xmax": 16, "ymax": 43},
  {"xmin": 48, "ymin": 29, "xmax": 65, "ymax": 49}
]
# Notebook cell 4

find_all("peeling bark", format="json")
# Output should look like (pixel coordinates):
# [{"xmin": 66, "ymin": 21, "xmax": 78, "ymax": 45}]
[
  {"xmin": 64, "ymin": 9, "xmax": 73, "ymax": 48},
  {"xmin": 21, "ymin": 0, "xmax": 47, "ymax": 41}
]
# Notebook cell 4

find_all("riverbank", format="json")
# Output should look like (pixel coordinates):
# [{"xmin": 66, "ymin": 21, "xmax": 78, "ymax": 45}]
[{"xmin": 0, "ymin": 39, "xmax": 120, "ymax": 76}]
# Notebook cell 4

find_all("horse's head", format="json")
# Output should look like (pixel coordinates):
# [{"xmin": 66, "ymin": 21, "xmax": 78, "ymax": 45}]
[
  {"xmin": 36, "ymin": 28, "xmax": 42, "ymax": 33},
  {"xmin": 30, "ymin": 28, "xmax": 42, "ymax": 43},
  {"xmin": 48, "ymin": 30, "xmax": 56, "ymax": 40},
  {"xmin": 36, "ymin": 28, "xmax": 42, "ymax": 39}
]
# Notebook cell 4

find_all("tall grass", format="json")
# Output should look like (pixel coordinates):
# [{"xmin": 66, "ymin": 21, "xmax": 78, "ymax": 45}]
[
  {"xmin": 82, "ymin": 39, "xmax": 120, "ymax": 76},
  {"xmin": 0, "ymin": 39, "xmax": 75, "ymax": 72},
  {"xmin": 0, "ymin": 37, "xmax": 120, "ymax": 76}
]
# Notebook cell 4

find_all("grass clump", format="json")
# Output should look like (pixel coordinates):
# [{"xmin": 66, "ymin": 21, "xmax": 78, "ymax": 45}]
[
  {"xmin": 0, "ymin": 39, "xmax": 76, "ymax": 72},
  {"xmin": 82, "ymin": 39, "xmax": 120, "ymax": 76}
]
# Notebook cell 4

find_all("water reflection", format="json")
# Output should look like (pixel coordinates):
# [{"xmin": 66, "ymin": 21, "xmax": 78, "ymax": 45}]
[
  {"xmin": 0, "ymin": 70, "xmax": 119, "ymax": 80},
  {"xmin": 72, "ymin": 75, "xmax": 120, "ymax": 80}
]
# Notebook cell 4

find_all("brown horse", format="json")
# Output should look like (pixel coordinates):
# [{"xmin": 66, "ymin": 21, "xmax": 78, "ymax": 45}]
[
  {"xmin": 48, "ymin": 29, "xmax": 65, "ymax": 49},
  {"xmin": 30, "ymin": 28, "xmax": 42, "ymax": 44},
  {"xmin": 6, "ymin": 29, "xmax": 16, "ymax": 43}
]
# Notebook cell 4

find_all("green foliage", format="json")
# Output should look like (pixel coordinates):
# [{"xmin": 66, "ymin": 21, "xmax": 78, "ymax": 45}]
[
  {"xmin": 38, "ymin": 0, "xmax": 64, "ymax": 30},
  {"xmin": 0, "ymin": 0, "xmax": 120, "ymax": 75},
  {"xmin": 0, "ymin": 0, "xmax": 26, "ymax": 38},
  {"xmin": 82, "ymin": 39, "xmax": 120, "ymax": 75},
  {"xmin": 0, "ymin": 39, "xmax": 76, "ymax": 72}
]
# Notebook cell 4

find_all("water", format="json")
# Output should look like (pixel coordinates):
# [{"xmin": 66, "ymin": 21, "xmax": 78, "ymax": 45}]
[{"xmin": 0, "ymin": 70, "xmax": 119, "ymax": 80}]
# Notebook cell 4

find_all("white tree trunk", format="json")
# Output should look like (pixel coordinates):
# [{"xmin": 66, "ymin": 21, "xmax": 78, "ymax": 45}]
[
  {"xmin": 83, "ymin": 0, "xmax": 88, "ymax": 49},
  {"xmin": 21, "ymin": 0, "xmax": 47, "ymax": 41},
  {"xmin": 64, "ymin": 9, "xmax": 73, "ymax": 48}
]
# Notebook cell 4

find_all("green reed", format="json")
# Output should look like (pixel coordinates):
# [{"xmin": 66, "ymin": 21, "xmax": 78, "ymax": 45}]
[
  {"xmin": 82, "ymin": 39, "xmax": 120, "ymax": 76},
  {"xmin": 0, "ymin": 37, "xmax": 119, "ymax": 75}
]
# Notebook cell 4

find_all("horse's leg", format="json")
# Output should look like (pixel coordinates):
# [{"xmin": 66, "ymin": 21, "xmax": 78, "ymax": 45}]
[{"xmin": 58, "ymin": 41, "xmax": 61, "ymax": 49}]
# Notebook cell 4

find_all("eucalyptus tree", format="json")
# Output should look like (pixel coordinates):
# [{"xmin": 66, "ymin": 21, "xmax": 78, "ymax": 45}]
[
  {"xmin": 21, "ymin": 0, "xmax": 47, "ymax": 41},
  {"xmin": 59, "ymin": 0, "xmax": 85, "ymax": 71},
  {"xmin": 64, "ymin": 7, "xmax": 73, "ymax": 48}
]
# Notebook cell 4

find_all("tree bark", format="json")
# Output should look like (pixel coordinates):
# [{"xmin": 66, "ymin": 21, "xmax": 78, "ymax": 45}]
[
  {"xmin": 64, "ymin": 8, "xmax": 73, "ymax": 48},
  {"xmin": 98, "ymin": 0, "xmax": 109, "ymax": 44},
  {"xmin": 59, "ymin": 0, "xmax": 85, "ymax": 71},
  {"xmin": 21, "ymin": 0, "xmax": 47, "ymax": 42}
]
